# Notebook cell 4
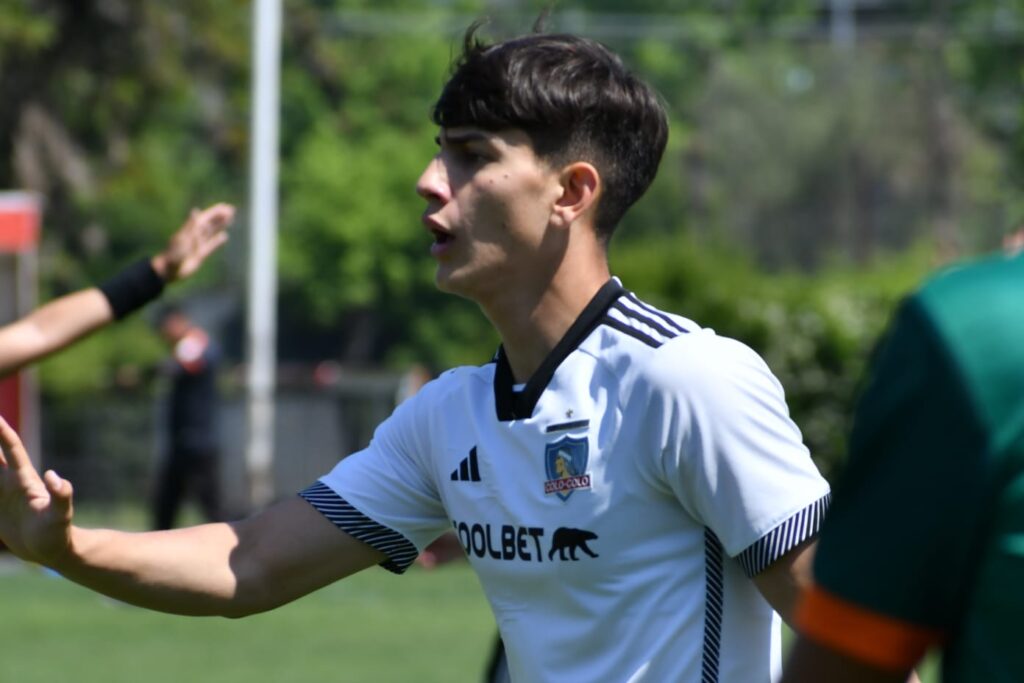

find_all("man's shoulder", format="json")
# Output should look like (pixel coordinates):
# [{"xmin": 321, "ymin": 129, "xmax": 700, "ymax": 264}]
[
  {"xmin": 910, "ymin": 254, "xmax": 1023, "ymax": 365},
  {"xmin": 916, "ymin": 251, "xmax": 1019, "ymax": 317},
  {"xmin": 602, "ymin": 290, "xmax": 702, "ymax": 349},
  {"xmin": 595, "ymin": 289, "xmax": 774, "ymax": 391},
  {"xmin": 588, "ymin": 324, "xmax": 781, "ymax": 427},
  {"xmin": 908, "ymin": 253, "xmax": 1024, "ymax": 430},
  {"xmin": 641, "ymin": 327, "xmax": 769, "ymax": 383}
]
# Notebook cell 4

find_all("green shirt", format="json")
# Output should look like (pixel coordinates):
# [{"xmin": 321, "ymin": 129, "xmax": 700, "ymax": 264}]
[{"xmin": 812, "ymin": 252, "xmax": 1024, "ymax": 680}]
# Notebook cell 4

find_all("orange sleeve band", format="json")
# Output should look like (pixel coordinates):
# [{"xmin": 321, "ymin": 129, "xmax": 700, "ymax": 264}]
[{"xmin": 795, "ymin": 584, "xmax": 945, "ymax": 671}]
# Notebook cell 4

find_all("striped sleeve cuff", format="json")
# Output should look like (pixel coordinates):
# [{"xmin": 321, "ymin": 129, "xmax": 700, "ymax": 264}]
[
  {"xmin": 299, "ymin": 481, "xmax": 419, "ymax": 575},
  {"xmin": 736, "ymin": 493, "xmax": 831, "ymax": 577}
]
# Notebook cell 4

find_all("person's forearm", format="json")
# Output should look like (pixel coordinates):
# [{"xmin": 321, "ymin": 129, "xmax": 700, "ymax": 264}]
[
  {"xmin": 752, "ymin": 538, "xmax": 816, "ymax": 625},
  {"xmin": 0, "ymin": 257, "xmax": 171, "ymax": 378},
  {"xmin": 55, "ymin": 523, "xmax": 252, "ymax": 617},
  {"xmin": 0, "ymin": 289, "xmax": 113, "ymax": 378},
  {"xmin": 0, "ymin": 205, "xmax": 232, "ymax": 378},
  {"xmin": 48, "ymin": 496, "xmax": 369, "ymax": 619}
]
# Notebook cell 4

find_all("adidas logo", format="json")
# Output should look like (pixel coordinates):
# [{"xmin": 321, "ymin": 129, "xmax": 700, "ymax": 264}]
[{"xmin": 451, "ymin": 446, "xmax": 481, "ymax": 482}]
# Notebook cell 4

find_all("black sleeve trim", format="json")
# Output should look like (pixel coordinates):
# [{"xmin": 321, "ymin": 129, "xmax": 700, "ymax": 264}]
[
  {"xmin": 737, "ymin": 493, "xmax": 831, "ymax": 577},
  {"xmin": 299, "ymin": 481, "xmax": 419, "ymax": 575}
]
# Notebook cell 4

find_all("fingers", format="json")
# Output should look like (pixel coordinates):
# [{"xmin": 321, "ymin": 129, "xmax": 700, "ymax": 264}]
[
  {"xmin": 176, "ymin": 207, "xmax": 200, "ymax": 237},
  {"xmin": 0, "ymin": 417, "xmax": 8, "ymax": 467},
  {"xmin": 43, "ymin": 470, "xmax": 74, "ymax": 521},
  {"xmin": 195, "ymin": 232, "xmax": 230, "ymax": 259},
  {"xmin": 203, "ymin": 202, "xmax": 235, "ymax": 219},
  {"xmin": 181, "ymin": 204, "xmax": 234, "ymax": 262},
  {"xmin": 0, "ymin": 414, "xmax": 30, "ymax": 470},
  {"xmin": 159, "ymin": 202, "xmax": 235, "ymax": 280},
  {"xmin": 0, "ymin": 415, "xmax": 48, "ymax": 501},
  {"xmin": 194, "ymin": 203, "xmax": 236, "ymax": 238},
  {"xmin": 174, "ymin": 203, "xmax": 233, "ymax": 244}
]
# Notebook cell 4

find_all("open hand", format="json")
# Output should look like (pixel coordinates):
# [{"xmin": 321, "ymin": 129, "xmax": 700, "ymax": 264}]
[
  {"xmin": 151, "ymin": 203, "xmax": 235, "ymax": 283},
  {"xmin": 0, "ymin": 415, "xmax": 75, "ymax": 567}
]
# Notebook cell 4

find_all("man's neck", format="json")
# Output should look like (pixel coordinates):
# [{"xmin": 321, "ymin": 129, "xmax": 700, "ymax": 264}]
[{"xmin": 483, "ymin": 262, "xmax": 611, "ymax": 384}]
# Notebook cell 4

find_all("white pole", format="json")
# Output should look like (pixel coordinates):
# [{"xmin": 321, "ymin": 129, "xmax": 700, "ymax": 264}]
[
  {"xmin": 246, "ymin": 0, "xmax": 282, "ymax": 509},
  {"xmin": 830, "ymin": 0, "xmax": 856, "ymax": 51}
]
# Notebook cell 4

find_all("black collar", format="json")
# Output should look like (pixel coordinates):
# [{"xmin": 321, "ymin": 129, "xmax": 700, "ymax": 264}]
[{"xmin": 493, "ymin": 279, "xmax": 624, "ymax": 421}]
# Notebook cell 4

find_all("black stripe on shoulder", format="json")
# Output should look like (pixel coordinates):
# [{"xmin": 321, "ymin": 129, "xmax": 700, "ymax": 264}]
[
  {"xmin": 625, "ymin": 292, "xmax": 689, "ymax": 335},
  {"xmin": 611, "ymin": 300, "xmax": 681, "ymax": 342},
  {"xmin": 299, "ymin": 481, "xmax": 419, "ymax": 575},
  {"xmin": 601, "ymin": 315, "xmax": 663, "ymax": 348},
  {"xmin": 736, "ymin": 493, "xmax": 832, "ymax": 578}
]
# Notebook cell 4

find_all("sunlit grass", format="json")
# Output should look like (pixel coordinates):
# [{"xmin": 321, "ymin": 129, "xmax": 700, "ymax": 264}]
[{"xmin": 0, "ymin": 553, "xmax": 497, "ymax": 683}]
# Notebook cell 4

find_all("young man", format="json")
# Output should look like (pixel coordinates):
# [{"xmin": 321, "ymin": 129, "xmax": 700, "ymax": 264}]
[
  {"xmin": 0, "ymin": 203, "xmax": 234, "ymax": 378},
  {"xmin": 0, "ymin": 29, "xmax": 829, "ymax": 682},
  {"xmin": 783, "ymin": 251, "xmax": 1024, "ymax": 683}
]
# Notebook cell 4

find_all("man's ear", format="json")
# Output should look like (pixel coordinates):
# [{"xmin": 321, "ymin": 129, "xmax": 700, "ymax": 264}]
[{"xmin": 552, "ymin": 162, "xmax": 600, "ymax": 228}]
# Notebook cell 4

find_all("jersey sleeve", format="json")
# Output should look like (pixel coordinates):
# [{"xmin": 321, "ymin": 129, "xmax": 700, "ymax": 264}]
[
  {"xmin": 797, "ymin": 296, "xmax": 991, "ymax": 670},
  {"xmin": 655, "ymin": 332, "xmax": 831, "ymax": 575},
  {"xmin": 299, "ymin": 389, "xmax": 450, "ymax": 574}
]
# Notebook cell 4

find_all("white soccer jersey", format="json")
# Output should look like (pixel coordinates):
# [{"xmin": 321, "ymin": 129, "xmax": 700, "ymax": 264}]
[{"xmin": 302, "ymin": 278, "xmax": 830, "ymax": 682}]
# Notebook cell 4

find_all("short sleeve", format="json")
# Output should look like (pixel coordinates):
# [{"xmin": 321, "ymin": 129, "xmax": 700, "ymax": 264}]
[
  {"xmin": 299, "ymin": 392, "xmax": 450, "ymax": 574},
  {"xmin": 656, "ymin": 333, "xmax": 831, "ymax": 575},
  {"xmin": 804, "ymin": 297, "xmax": 991, "ymax": 647}
]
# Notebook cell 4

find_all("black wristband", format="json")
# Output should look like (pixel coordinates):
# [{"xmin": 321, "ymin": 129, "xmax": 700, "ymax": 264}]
[{"xmin": 98, "ymin": 258, "xmax": 166, "ymax": 320}]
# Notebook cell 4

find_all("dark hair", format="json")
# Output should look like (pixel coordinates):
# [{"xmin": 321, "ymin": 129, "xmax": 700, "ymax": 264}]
[
  {"xmin": 432, "ymin": 25, "xmax": 669, "ymax": 243},
  {"xmin": 155, "ymin": 302, "xmax": 187, "ymax": 327}
]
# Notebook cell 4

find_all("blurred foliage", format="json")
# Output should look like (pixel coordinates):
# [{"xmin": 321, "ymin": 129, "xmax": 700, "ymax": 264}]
[{"xmin": 2, "ymin": 1, "xmax": 1024, "ymax": 472}]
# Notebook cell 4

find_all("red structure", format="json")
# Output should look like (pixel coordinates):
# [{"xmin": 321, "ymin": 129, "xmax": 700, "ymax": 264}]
[{"xmin": 0, "ymin": 192, "xmax": 41, "ymax": 467}]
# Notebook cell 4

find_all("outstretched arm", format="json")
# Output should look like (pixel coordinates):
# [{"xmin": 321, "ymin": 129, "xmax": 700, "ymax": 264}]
[
  {"xmin": 0, "ymin": 288, "xmax": 113, "ymax": 378},
  {"xmin": 0, "ymin": 203, "xmax": 234, "ymax": 378},
  {"xmin": 0, "ymin": 415, "xmax": 383, "ymax": 617}
]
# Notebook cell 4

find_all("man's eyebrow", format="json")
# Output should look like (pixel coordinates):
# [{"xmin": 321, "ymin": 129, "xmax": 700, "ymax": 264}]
[{"xmin": 439, "ymin": 129, "xmax": 491, "ymax": 145}]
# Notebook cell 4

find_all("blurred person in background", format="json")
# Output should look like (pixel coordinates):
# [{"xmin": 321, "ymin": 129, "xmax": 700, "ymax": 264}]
[
  {"xmin": 152, "ymin": 306, "xmax": 223, "ymax": 530},
  {"xmin": 0, "ymin": 203, "xmax": 234, "ymax": 379}
]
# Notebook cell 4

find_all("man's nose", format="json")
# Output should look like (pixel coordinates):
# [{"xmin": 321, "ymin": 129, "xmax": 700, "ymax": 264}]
[{"xmin": 415, "ymin": 156, "xmax": 450, "ymax": 203}]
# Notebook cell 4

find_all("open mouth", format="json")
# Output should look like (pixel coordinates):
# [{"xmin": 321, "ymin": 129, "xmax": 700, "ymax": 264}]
[{"xmin": 431, "ymin": 227, "xmax": 453, "ymax": 245}]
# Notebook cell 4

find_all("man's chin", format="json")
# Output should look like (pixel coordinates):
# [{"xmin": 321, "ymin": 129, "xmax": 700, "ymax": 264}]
[
  {"xmin": 434, "ymin": 269, "xmax": 458, "ymax": 293},
  {"xmin": 434, "ymin": 269, "xmax": 477, "ymax": 301}
]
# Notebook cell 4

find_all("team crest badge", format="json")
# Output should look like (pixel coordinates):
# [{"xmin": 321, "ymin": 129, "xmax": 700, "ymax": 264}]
[{"xmin": 544, "ymin": 436, "xmax": 591, "ymax": 501}]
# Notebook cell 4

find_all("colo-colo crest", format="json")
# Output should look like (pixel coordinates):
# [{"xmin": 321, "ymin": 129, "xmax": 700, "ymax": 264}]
[{"xmin": 543, "ymin": 435, "xmax": 591, "ymax": 501}]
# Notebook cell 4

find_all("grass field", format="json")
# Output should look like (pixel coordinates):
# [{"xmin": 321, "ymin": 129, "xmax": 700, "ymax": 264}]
[
  {"xmin": 1, "ymin": 503, "xmax": 497, "ymax": 683},
  {"xmin": 0, "ymin": 555, "xmax": 497, "ymax": 683}
]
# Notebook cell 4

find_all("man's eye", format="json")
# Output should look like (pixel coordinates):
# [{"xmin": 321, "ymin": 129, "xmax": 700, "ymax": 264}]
[{"xmin": 454, "ymin": 148, "xmax": 486, "ymax": 163}]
